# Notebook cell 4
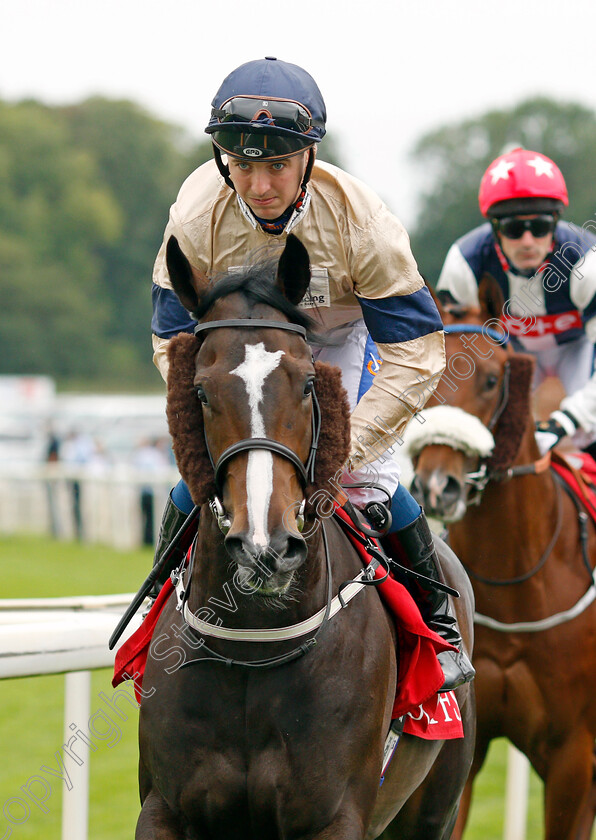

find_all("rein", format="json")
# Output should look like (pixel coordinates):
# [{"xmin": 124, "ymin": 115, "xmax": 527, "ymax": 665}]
[
  {"xmin": 473, "ymin": 469, "xmax": 596, "ymax": 633},
  {"xmin": 463, "ymin": 477, "xmax": 564, "ymax": 586}
]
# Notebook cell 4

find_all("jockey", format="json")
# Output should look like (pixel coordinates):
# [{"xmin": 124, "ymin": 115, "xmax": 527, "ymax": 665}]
[
  {"xmin": 437, "ymin": 147, "xmax": 596, "ymax": 454},
  {"xmin": 150, "ymin": 57, "xmax": 474, "ymax": 691}
]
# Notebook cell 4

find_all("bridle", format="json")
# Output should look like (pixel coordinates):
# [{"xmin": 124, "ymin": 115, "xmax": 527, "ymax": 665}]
[
  {"xmin": 193, "ymin": 318, "xmax": 322, "ymax": 500},
  {"xmin": 173, "ymin": 316, "xmax": 387, "ymax": 669},
  {"xmin": 442, "ymin": 324, "xmax": 550, "ymax": 502}
]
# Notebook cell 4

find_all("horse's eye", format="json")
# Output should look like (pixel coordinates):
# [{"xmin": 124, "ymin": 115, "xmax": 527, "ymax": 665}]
[
  {"xmin": 484, "ymin": 374, "xmax": 499, "ymax": 392},
  {"xmin": 195, "ymin": 385, "xmax": 208, "ymax": 405},
  {"xmin": 303, "ymin": 379, "xmax": 315, "ymax": 397}
]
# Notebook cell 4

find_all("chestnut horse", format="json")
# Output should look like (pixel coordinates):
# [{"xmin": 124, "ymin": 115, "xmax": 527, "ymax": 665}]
[
  {"xmin": 134, "ymin": 235, "xmax": 475, "ymax": 840},
  {"xmin": 406, "ymin": 277, "xmax": 596, "ymax": 840}
]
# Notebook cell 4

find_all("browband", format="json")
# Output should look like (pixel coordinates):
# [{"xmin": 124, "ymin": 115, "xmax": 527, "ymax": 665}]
[{"xmin": 194, "ymin": 319, "xmax": 307, "ymax": 338}]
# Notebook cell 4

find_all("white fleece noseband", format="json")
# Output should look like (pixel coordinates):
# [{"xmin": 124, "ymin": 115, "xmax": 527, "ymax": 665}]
[{"xmin": 402, "ymin": 405, "xmax": 495, "ymax": 460}]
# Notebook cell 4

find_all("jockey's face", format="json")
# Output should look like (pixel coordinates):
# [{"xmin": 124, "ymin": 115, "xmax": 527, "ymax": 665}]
[
  {"xmin": 227, "ymin": 151, "xmax": 309, "ymax": 220},
  {"xmin": 497, "ymin": 215, "xmax": 554, "ymax": 273}
]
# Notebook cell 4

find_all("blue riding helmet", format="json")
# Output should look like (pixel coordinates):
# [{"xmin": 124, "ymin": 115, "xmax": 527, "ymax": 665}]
[{"xmin": 205, "ymin": 57, "xmax": 327, "ymax": 161}]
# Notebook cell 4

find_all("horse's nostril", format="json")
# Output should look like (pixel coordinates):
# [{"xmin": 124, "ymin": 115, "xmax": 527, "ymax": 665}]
[
  {"xmin": 224, "ymin": 535, "xmax": 254, "ymax": 566},
  {"xmin": 224, "ymin": 531, "xmax": 307, "ymax": 574},
  {"xmin": 442, "ymin": 476, "xmax": 464, "ymax": 507},
  {"xmin": 283, "ymin": 534, "xmax": 308, "ymax": 569},
  {"xmin": 412, "ymin": 471, "xmax": 465, "ymax": 518}
]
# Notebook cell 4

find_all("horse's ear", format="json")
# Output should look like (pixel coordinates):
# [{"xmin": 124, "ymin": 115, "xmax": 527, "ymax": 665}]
[
  {"xmin": 478, "ymin": 273, "xmax": 505, "ymax": 322},
  {"xmin": 166, "ymin": 236, "xmax": 209, "ymax": 315},
  {"xmin": 276, "ymin": 234, "xmax": 311, "ymax": 306}
]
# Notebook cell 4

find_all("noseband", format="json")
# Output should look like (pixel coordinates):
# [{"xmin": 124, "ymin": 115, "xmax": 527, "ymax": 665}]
[{"xmin": 193, "ymin": 318, "xmax": 322, "ymax": 496}]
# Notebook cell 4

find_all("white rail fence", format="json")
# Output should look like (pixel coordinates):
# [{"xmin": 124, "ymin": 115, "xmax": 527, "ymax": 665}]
[
  {"xmin": 0, "ymin": 463, "xmax": 179, "ymax": 549},
  {"xmin": 0, "ymin": 596, "xmax": 531, "ymax": 840},
  {"xmin": 0, "ymin": 596, "xmax": 142, "ymax": 840}
]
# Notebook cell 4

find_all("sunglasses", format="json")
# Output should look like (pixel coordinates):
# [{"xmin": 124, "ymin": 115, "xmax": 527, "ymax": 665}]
[
  {"xmin": 212, "ymin": 96, "xmax": 313, "ymax": 134},
  {"xmin": 497, "ymin": 215, "xmax": 556, "ymax": 239}
]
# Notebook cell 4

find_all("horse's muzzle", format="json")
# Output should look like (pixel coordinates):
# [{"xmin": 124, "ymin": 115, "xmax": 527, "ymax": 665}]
[
  {"xmin": 410, "ymin": 471, "xmax": 467, "ymax": 523},
  {"xmin": 224, "ymin": 527, "xmax": 307, "ymax": 593}
]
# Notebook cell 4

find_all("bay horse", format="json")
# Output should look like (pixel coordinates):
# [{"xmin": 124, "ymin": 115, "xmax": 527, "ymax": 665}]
[
  {"xmin": 134, "ymin": 234, "xmax": 475, "ymax": 839},
  {"xmin": 406, "ymin": 276, "xmax": 596, "ymax": 840}
]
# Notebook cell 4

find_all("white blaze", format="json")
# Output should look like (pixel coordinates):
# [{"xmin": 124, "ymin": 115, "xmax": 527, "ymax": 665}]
[{"xmin": 231, "ymin": 342, "xmax": 284, "ymax": 548}]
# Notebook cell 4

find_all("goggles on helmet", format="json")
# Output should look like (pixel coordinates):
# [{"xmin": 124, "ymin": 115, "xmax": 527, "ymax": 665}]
[
  {"xmin": 211, "ymin": 96, "xmax": 314, "ymax": 135},
  {"xmin": 497, "ymin": 214, "xmax": 557, "ymax": 240},
  {"xmin": 210, "ymin": 130, "xmax": 313, "ymax": 162}
]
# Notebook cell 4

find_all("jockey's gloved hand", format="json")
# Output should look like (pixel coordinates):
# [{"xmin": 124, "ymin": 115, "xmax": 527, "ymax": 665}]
[{"xmin": 535, "ymin": 409, "xmax": 578, "ymax": 455}]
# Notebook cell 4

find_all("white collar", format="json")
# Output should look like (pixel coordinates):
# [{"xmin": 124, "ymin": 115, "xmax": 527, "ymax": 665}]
[{"xmin": 236, "ymin": 190, "xmax": 311, "ymax": 234}]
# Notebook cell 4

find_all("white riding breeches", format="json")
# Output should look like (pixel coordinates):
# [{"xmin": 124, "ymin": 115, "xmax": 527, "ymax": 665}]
[{"xmin": 312, "ymin": 319, "xmax": 401, "ymax": 508}]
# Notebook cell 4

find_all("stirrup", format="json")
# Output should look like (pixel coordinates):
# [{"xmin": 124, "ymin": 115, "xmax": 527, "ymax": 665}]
[{"xmin": 364, "ymin": 500, "xmax": 392, "ymax": 533}]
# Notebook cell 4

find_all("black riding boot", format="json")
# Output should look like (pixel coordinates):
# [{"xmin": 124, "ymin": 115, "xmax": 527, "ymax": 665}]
[
  {"xmin": 146, "ymin": 492, "xmax": 189, "ymax": 602},
  {"xmin": 396, "ymin": 512, "xmax": 475, "ymax": 692}
]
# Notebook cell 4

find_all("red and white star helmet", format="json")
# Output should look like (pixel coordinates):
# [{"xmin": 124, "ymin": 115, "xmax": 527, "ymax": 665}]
[{"xmin": 479, "ymin": 148, "xmax": 568, "ymax": 218}]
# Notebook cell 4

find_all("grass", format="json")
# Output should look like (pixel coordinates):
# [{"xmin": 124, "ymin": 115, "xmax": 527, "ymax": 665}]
[
  {"xmin": 0, "ymin": 534, "xmax": 584, "ymax": 839},
  {"xmin": 0, "ymin": 535, "xmax": 148, "ymax": 840}
]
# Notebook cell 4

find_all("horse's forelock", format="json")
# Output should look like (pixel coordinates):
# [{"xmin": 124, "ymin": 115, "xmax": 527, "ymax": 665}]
[{"xmin": 195, "ymin": 265, "xmax": 317, "ymax": 336}]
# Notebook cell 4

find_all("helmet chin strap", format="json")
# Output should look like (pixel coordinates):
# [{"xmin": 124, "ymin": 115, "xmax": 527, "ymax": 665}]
[
  {"xmin": 301, "ymin": 147, "xmax": 315, "ymax": 190},
  {"xmin": 213, "ymin": 145, "xmax": 235, "ymax": 190}
]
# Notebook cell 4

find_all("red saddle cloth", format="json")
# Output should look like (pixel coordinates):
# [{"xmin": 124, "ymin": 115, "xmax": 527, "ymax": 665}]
[
  {"xmin": 113, "ymin": 509, "xmax": 464, "ymax": 741},
  {"xmin": 551, "ymin": 451, "xmax": 596, "ymax": 523}
]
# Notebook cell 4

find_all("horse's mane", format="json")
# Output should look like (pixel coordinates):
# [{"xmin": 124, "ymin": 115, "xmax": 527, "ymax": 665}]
[{"xmin": 194, "ymin": 261, "xmax": 318, "ymax": 337}]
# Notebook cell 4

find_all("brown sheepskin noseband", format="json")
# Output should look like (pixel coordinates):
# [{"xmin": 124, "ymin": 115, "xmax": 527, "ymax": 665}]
[
  {"xmin": 166, "ymin": 333, "xmax": 351, "ymax": 506},
  {"xmin": 486, "ymin": 352, "xmax": 535, "ymax": 475}
]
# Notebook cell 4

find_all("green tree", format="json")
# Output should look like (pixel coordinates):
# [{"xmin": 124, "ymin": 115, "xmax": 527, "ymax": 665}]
[
  {"xmin": 408, "ymin": 97, "xmax": 596, "ymax": 284},
  {"xmin": 0, "ymin": 100, "xmax": 119, "ymax": 378},
  {"xmin": 60, "ymin": 97, "xmax": 213, "ymax": 384}
]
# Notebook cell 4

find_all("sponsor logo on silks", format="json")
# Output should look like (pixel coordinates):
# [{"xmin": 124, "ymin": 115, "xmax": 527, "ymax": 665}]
[
  {"xmin": 501, "ymin": 309, "xmax": 582, "ymax": 337},
  {"xmin": 367, "ymin": 353, "xmax": 382, "ymax": 376},
  {"xmin": 297, "ymin": 268, "xmax": 330, "ymax": 310},
  {"xmin": 242, "ymin": 148, "xmax": 263, "ymax": 157}
]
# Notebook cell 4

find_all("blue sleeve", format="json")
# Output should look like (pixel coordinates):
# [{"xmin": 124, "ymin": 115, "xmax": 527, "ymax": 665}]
[
  {"xmin": 151, "ymin": 284, "xmax": 196, "ymax": 339},
  {"xmin": 358, "ymin": 286, "xmax": 443, "ymax": 344}
]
